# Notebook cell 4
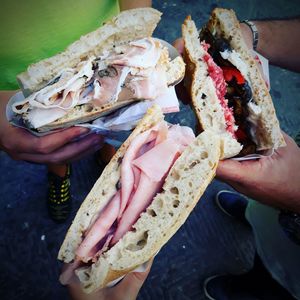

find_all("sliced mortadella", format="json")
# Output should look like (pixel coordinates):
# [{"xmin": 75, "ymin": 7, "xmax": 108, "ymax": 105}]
[{"xmin": 75, "ymin": 191, "xmax": 121, "ymax": 262}]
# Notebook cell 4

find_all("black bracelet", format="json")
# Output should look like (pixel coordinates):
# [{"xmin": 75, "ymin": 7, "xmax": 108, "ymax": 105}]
[{"xmin": 241, "ymin": 20, "xmax": 259, "ymax": 51}]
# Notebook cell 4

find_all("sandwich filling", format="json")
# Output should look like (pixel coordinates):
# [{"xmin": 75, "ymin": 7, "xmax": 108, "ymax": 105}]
[
  {"xmin": 12, "ymin": 38, "xmax": 171, "ymax": 129},
  {"xmin": 60, "ymin": 121, "xmax": 195, "ymax": 284},
  {"xmin": 200, "ymin": 28, "xmax": 260, "ymax": 155}
]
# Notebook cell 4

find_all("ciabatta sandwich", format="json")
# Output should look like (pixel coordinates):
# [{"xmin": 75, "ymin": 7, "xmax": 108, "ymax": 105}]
[
  {"xmin": 58, "ymin": 105, "xmax": 220, "ymax": 293},
  {"xmin": 12, "ymin": 8, "xmax": 185, "ymax": 132},
  {"xmin": 182, "ymin": 8, "xmax": 285, "ymax": 158}
]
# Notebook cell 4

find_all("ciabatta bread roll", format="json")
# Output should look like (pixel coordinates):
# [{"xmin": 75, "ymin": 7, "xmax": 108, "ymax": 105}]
[
  {"xmin": 182, "ymin": 8, "xmax": 285, "ymax": 158},
  {"xmin": 58, "ymin": 105, "xmax": 220, "ymax": 293},
  {"xmin": 13, "ymin": 8, "xmax": 185, "ymax": 132}
]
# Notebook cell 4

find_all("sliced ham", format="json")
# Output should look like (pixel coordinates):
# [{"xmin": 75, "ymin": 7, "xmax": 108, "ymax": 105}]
[
  {"xmin": 69, "ymin": 122, "xmax": 195, "ymax": 267},
  {"xmin": 119, "ymin": 121, "xmax": 168, "ymax": 218},
  {"xmin": 132, "ymin": 138, "xmax": 181, "ymax": 182},
  {"xmin": 75, "ymin": 190, "xmax": 121, "ymax": 262},
  {"xmin": 111, "ymin": 174, "xmax": 162, "ymax": 245}
]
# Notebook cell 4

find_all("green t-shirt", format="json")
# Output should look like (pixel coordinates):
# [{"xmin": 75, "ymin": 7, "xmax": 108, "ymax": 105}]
[{"xmin": 0, "ymin": 0, "xmax": 119, "ymax": 90}]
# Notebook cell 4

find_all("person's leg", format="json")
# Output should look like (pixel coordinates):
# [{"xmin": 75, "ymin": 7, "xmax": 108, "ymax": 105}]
[
  {"xmin": 204, "ymin": 254, "xmax": 295, "ymax": 300},
  {"xmin": 204, "ymin": 191, "xmax": 296, "ymax": 299},
  {"xmin": 47, "ymin": 163, "xmax": 71, "ymax": 223},
  {"xmin": 215, "ymin": 190, "xmax": 248, "ymax": 222}
]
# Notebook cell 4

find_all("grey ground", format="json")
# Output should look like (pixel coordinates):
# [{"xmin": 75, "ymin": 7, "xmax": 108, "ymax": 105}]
[{"xmin": 1, "ymin": 0, "xmax": 300, "ymax": 299}]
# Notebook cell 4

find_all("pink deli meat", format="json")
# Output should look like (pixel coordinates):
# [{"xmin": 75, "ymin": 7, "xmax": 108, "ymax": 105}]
[{"xmin": 72, "ymin": 121, "xmax": 195, "ymax": 264}]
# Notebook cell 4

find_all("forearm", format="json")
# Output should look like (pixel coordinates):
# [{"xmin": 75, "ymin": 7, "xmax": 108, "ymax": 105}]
[
  {"xmin": 0, "ymin": 90, "xmax": 17, "ymax": 122},
  {"xmin": 241, "ymin": 18, "xmax": 300, "ymax": 72},
  {"xmin": 0, "ymin": 90, "xmax": 17, "ymax": 105},
  {"xmin": 118, "ymin": 0, "xmax": 151, "ymax": 11}
]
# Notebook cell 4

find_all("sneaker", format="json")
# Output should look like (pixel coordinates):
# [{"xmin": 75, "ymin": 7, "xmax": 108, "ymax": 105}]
[
  {"xmin": 215, "ymin": 190, "xmax": 248, "ymax": 222},
  {"xmin": 204, "ymin": 275, "xmax": 229, "ymax": 300},
  {"xmin": 204, "ymin": 258, "xmax": 295, "ymax": 300},
  {"xmin": 47, "ymin": 164, "xmax": 71, "ymax": 223}
]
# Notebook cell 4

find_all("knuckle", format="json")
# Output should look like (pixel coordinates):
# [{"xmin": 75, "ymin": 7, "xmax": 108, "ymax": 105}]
[{"xmin": 34, "ymin": 140, "xmax": 50, "ymax": 154}]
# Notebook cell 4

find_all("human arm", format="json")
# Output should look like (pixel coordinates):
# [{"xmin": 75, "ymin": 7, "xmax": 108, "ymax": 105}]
[
  {"xmin": 217, "ymin": 132, "xmax": 300, "ymax": 213},
  {"xmin": 0, "ymin": 91, "xmax": 104, "ymax": 164},
  {"xmin": 118, "ymin": 0, "xmax": 151, "ymax": 11},
  {"xmin": 240, "ymin": 18, "xmax": 300, "ymax": 72}
]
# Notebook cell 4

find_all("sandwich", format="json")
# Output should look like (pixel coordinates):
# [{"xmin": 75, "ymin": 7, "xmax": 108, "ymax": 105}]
[
  {"xmin": 11, "ymin": 8, "xmax": 185, "ymax": 132},
  {"xmin": 182, "ymin": 8, "xmax": 285, "ymax": 158},
  {"xmin": 58, "ymin": 104, "xmax": 220, "ymax": 293}
]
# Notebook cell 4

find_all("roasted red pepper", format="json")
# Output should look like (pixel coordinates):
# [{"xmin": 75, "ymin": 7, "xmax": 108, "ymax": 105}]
[
  {"xmin": 235, "ymin": 127, "xmax": 247, "ymax": 142},
  {"xmin": 222, "ymin": 66, "xmax": 245, "ymax": 84}
]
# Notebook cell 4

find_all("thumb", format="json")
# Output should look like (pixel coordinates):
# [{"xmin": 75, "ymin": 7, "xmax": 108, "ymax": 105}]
[
  {"xmin": 216, "ymin": 159, "xmax": 260, "ymax": 184},
  {"xmin": 113, "ymin": 259, "xmax": 153, "ymax": 300}
]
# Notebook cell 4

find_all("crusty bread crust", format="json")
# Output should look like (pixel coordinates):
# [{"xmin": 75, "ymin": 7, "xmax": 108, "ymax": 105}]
[
  {"xmin": 17, "ymin": 8, "xmax": 162, "ymax": 96},
  {"xmin": 207, "ymin": 8, "xmax": 285, "ymax": 150},
  {"xmin": 182, "ymin": 16, "xmax": 241, "ymax": 158},
  {"xmin": 58, "ymin": 105, "xmax": 221, "ymax": 293}
]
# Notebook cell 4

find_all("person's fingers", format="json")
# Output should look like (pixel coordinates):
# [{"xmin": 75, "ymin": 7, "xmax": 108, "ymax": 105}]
[
  {"xmin": 216, "ymin": 159, "xmax": 261, "ymax": 184},
  {"xmin": 10, "ymin": 127, "xmax": 90, "ymax": 155},
  {"xmin": 17, "ymin": 133, "xmax": 104, "ymax": 164},
  {"xmin": 111, "ymin": 259, "xmax": 153, "ymax": 300},
  {"xmin": 173, "ymin": 38, "xmax": 184, "ymax": 54}
]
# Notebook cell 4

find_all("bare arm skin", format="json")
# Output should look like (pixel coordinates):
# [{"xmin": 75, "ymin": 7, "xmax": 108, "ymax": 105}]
[{"xmin": 240, "ymin": 18, "xmax": 300, "ymax": 72}]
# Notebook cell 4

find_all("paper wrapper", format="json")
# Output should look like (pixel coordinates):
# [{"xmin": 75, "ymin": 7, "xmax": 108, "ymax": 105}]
[{"xmin": 7, "ymin": 86, "xmax": 179, "ymax": 147}]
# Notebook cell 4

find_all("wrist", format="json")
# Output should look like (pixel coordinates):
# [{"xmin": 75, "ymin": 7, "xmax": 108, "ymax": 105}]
[{"xmin": 240, "ymin": 20, "xmax": 259, "ymax": 51}]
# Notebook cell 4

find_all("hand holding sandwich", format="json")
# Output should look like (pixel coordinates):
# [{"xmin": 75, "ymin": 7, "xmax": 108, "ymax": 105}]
[
  {"xmin": 218, "ymin": 18, "xmax": 300, "ymax": 211},
  {"xmin": 67, "ymin": 259, "xmax": 153, "ymax": 300},
  {"xmin": 0, "ymin": 91, "xmax": 104, "ymax": 164},
  {"xmin": 217, "ymin": 131, "xmax": 300, "ymax": 213}
]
